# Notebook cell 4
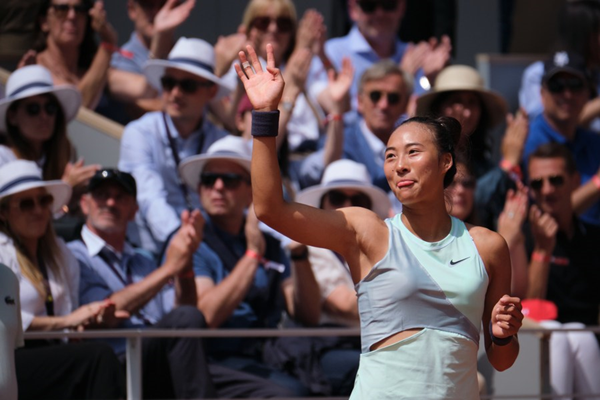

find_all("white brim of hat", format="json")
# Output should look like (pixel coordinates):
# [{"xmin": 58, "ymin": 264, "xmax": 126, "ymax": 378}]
[
  {"xmin": 0, "ymin": 85, "xmax": 82, "ymax": 133},
  {"xmin": 144, "ymin": 60, "xmax": 234, "ymax": 100},
  {"xmin": 0, "ymin": 179, "xmax": 72, "ymax": 214},
  {"xmin": 416, "ymin": 88, "xmax": 508, "ymax": 128},
  {"xmin": 179, "ymin": 154, "xmax": 252, "ymax": 189},
  {"xmin": 296, "ymin": 182, "xmax": 391, "ymax": 219}
]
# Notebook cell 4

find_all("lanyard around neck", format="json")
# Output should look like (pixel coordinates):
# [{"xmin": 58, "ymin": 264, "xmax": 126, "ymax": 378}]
[{"xmin": 37, "ymin": 254, "xmax": 54, "ymax": 317}]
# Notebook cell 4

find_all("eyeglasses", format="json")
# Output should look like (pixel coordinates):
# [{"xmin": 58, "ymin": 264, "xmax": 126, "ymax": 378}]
[
  {"xmin": 21, "ymin": 101, "xmax": 59, "ymax": 117},
  {"xmin": 326, "ymin": 190, "xmax": 372, "ymax": 209},
  {"xmin": 356, "ymin": 0, "xmax": 399, "ymax": 14},
  {"xmin": 160, "ymin": 76, "xmax": 215, "ymax": 94},
  {"xmin": 368, "ymin": 90, "xmax": 402, "ymax": 105},
  {"xmin": 7, "ymin": 194, "xmax": 54, "ymax": 213},
  {"xmin": 450, "ymin": 178, "xmax": 476, "ymax": 190},
  {"xmin": 50, "ymin": 3, "xmax": 89, "ymax": 18},
  {"xmin": 529, "ymin": 175, "xmax": 565, "ymax": 191},
  {"xmin": 200, "ymin": 173, "xmax": 250, "ymax": 190},
  {"xmin": 546, "ymin": 77, "xmax": 586, "ymax": 94},
  {"xmin": 250, "ymin": 16, "xmax": 294, "ymax": 33}
]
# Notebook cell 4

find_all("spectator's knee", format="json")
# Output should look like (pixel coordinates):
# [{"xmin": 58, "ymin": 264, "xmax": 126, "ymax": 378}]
[{"xmin": 167, "ymin": 305, "xmax": 208, "ymax": 329}]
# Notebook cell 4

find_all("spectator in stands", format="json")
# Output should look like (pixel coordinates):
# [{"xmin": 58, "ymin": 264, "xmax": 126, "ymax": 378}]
[
  {"xmin": 178, "ymin": 136, "xmax": 319, "ymax": 396},
  {"xmin": 519, "ymin": 0, "xmax": 600, "ymax": 130},
  {"xmin": 119, "ymin": 37, "xmax": 232, "ymax": 256},
  {"xmin": 68, "ymin": 168, "xmax": 292, "ymax": 399},
  {"xmin": 342, "ymin": 60, "xmax": 411, "ymax": 194},
  {"xmin": 107, "ymin": 0, "xmax": 195, "ymax": 120},
  {"xmin": 0, "ymin": 160, "xmax": 125, "ymax": 399},
  {"xmin": 416, "ymin": 64, "xmax": 529, "ymax": 230},
  {"xmin": 522, "ymin": 51, "xmax": 600, "ymax": 227},
  {"xmin": 21, "ymin": 0, "xmax": 118, "ymax": 110},
  {"xmin": 525, "ymin": 143, "xmax": 600, "ymax": 397},
  {"xmin": 310, "ymin": 0, "xmax": 451, "ymax": 117},
  {"xmin": 0, "ymin": 0, "xmax": 44, "ymax": 70},
  {"xmin": 446, "ymin": 158, "xmax": 479, "ymax": 225},
  {"xmin": 0, "ymin": 262, "xmax": 21, "ymax": 400},
  {"xmin": 288, "ymin": 159, "xmax": 391, "ymax": 395}
]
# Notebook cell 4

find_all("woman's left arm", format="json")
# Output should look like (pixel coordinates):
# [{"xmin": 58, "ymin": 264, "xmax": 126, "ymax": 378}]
[
  {"xmin": 78, "ymin": 1, "xmax": 117, "ymax": 109},
  {"xmin": 471, "ymin": 226, "xmax": 523, "ymax": 371}
]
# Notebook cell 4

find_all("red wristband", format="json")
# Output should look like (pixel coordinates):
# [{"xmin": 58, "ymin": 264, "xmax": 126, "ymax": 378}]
[
  {"xmin": 178, "ymin": 269, "xmax": 195, "ymax": 279},
  {"xmin": 100, "ymin": 42, "xmax": 133, "ymax": 59},
  {"xmin": 245, "ymin": 249, "xmax": 261, "ymax": 261},
  {"xmin": 324, "ymin": 113, "xmax": 342, "ymax": 125},
  {"xmin": 500, "ymin": 159, "xmax": 523, "ymax": 181},
  {"xmin": 592, "ymin": 175, "xmax": 600, "ymax": 190},
  {"xmin": 531, "ymin": 251, "xmax": 551, "ymax": 263}
]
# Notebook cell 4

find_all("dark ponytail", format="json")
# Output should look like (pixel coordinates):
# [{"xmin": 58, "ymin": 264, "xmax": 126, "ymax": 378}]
[{"xmin": 399, "ymin": 115, "xmax": 462, "ymax": 188}]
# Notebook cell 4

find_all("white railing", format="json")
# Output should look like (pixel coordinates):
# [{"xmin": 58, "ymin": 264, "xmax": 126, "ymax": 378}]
[{"xmin": 23, "ymin": 326, "xmax": 600, "ymax": 400}]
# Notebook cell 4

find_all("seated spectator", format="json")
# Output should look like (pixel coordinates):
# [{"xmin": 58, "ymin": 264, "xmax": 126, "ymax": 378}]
[
  {"xmin": 107, "ymin": 0, "xmax": 195, "ymax": 121},
  {"xmin": 416, "ymin": 64, "xmax": 529, "ymax": 229},
  {"xmin": 68, "ymin": 168, "xmax": 292, "ymax": 398},
  {"xmin": 178, "ymin": 136, "xmax": 318, "ymax": 396},
  {"xmin": 0, "ymin": 160, "xmax": 124, "ymax": 399},
  {"xmin": 0, "ymin": 65, "xmax": 100, "ymax": 236},
  {"xmin": 342, "ymin": 59, "xmax": 411, "ymax": 196},
  {"xmin": 519, "ymin": 0, "xmax": 600, "ymax": 131},
  {"xmin": 23, "ymin": 0, "xmax": 118, "ymax": 110},
  {"xmin": 446, "ymin": 158, "xmax": 479, "ymax": 225},
  {"xmin": 0, "ymin": 262, "xmax": 21, "ymax": 400},
  {"xmin": 525, "ymin": 143, "xmax": 600, "ymax": 397},
  {"xmin": 119, "ymin": 37, "xmax": 232, "ymax": 256},
  {"xmin": 523, "ymin": 51, "xmax": 600, "ymax": 227}
]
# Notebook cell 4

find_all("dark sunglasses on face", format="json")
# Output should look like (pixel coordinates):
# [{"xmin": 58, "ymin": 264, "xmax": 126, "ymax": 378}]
[
  {"xmin": 200, "ymin": 173, "xmax": 250, "ymax": 189},
  {"xmin": 50, "ymin": 3, "xmax": 89, "ymax": 18},
  {"xmin": 160, "ymin": 76, "xmax": 215, "ymax": 94},
  {"xmin": 22, "ymin": 101, "xmax": 59, "ymax": 117},
  {"xmin": 357, "ymin": 0, "xmax": 399, "ymax": 14},
  {"xmin": 8, "ymin": 194, "xmax": 54, "ymax": 213},
  {"xmin": 250, "ymin": 16, "xmax": 294, "ymax": 33},
  {"xmin": 546, "ymin": 77, "xmax": 586, "ymax": 94},
  {"xmin": 368, "ymin": 90, "xmax": 402, "ymax": 105},
  {"xmin": 326, "ymin": 190, "xmax": 372, "ymax": 209},
  {"xmin": 529, "ymin": 175, "xmax": 565, "ymax": 191}
]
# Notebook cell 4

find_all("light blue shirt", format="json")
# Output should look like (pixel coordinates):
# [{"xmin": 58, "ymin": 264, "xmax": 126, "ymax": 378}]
[
  {"xmin": 118, "ymin": 111, "xmax": 228, "ymax": 254},
  {"xmin": 110, "ymin": 32, "xmax": 148, "ymax": 74}
]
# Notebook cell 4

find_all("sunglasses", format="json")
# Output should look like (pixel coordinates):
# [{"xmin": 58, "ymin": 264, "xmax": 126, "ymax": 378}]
[
  {"xmin": 529, "ymin": 175, "xmax": 565, "ymax": 191},
  {"xmin": 160, "ymin": 76, "xmax": 215, "ymax": 94},
  {"xmin": 450, "ymin": 178, "xmax": 476, "ymax": 190},
  {"xmin": 21, "ymin": 101, "xmax": 59, "ymax": 117},
  {"xmin": 200, "ymin": 173, "xmax": 250, "ymax": 190},
  {"xmin": 250, "ymin": 16, "xmax": 294, "ymax": 33},
  {"xmin": 326, "ymin": 190, "xmax": 372, "ymax": 209},
  {"xmin": 7, "ymin": 194, "xmax": 54, "ymax": 213},
  {"xmin": 546, "ymin": 77, "xmax": 586, "ymax": 94},
  {"xmin": 368, "ymin": 90, "xmax": 402, "ymax": 105},
  {"xmin": 357, "ymin": 0, "xmax": 399, "ymax": 14},
  {"xmin": 50, "ymin": 3, "xmax": 89, "ymax": 18}
]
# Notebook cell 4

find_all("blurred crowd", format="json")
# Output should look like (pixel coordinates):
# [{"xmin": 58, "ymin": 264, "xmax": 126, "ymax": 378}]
[{"xmin": 0, "ymin": 0, "xmax": 599, "ymax": 399}]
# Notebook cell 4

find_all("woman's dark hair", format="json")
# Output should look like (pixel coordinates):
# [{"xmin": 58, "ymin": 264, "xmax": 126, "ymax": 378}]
[
  {"xmin": 430, "ymin": 90, "xmax": 492, "ymax": 178},
  {"xmin": 32, "ymin": 0, "xmax": 97, "ymax": 70},
  {"xmin": 399, "ymin": 115, "xmax": 461, "ymax": 188},
  {"xmin": 556, "ymin": 0, "xmax": 600, "ymax": 65}
]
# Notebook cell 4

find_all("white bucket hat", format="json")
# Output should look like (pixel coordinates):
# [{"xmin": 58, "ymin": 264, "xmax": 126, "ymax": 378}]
[
  {"xmin": 415, "ymin": 65, "xmax": 508, "ymax": 128},
  {"xmin": 0, "ymin": 65, "xmax": 82, "ymax": 133},
  {"xmin": 296, "ymin": 160, "xmax": 391, "ymax": 219},
  {"xmin": 0, "ymin": 160, "xmax": 72, "ymax": 213},
  {"xmin": 144, "ymin": 37, "xmax": 234, "ymax": 99},
  {"xmin": 179, "ymin": 136, "xmax": 252, "ymax": 189}
]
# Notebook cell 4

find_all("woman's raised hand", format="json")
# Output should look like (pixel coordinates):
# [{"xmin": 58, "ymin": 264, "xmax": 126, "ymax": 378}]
[{"xmin": 235, "ymin": 44, "xmax": 284, "ymax": 112}]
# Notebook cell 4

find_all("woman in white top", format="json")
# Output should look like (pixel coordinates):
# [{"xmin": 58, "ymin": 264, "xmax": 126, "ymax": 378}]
[{"xmin": 0, "ymin": 160, "xmax": 123, "ymax": 399}]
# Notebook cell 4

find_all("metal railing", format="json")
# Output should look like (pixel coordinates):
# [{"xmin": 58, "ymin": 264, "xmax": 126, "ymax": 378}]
[{"xmin": 23, "ymin": 326, "xmax": 600, "ymax": 400}]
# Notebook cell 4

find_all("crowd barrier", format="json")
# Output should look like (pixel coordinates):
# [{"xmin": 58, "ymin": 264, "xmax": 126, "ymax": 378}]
[{"xmin": 24, "ymin": 325, "xmax": 600, "ymax": 400}]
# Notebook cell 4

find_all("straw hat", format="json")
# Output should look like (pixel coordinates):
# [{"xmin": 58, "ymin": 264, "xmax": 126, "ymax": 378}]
[
  {"xmin": 179, "ymin": 136, "xmax": 252, "ymax": 189},
  {"xmin": 144, "ymin": 37, "xmax": 234, "ymax": 99},
  {"xmin": 416, "ymin": 65, "xmax": 508, "ymax": 128},
  {"xmin": 296, "ymin": 160, "xmax": 391, "ymax": 219},
  {"xmin": 0, "ymin": 160, "xmax": 71, "ymax": 213},
  {"xmin": 0, "ymin": 65, "xmax": 82, "ymax": 132}
]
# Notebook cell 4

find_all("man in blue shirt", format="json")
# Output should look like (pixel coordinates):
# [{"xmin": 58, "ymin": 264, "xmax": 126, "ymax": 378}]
[
  {"xmin": 119, "ymin": 37, "xmax": 233, "ymax": 255},
  {"xmin": 523, "ymin": 51, "xmax": 600, "ymax": 227},
  {"xmin": 69, "ymin": 169, "xmax": 295, "ymax": 399},
  {"xmin": 178, "ymin": 136, "xmax": 321, "ymax": 396}
]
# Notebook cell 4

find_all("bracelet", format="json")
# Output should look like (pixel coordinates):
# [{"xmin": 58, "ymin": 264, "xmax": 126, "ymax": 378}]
[
  {"xmin": 245, "ymin": 249, "xmax": 261, "ymax": 261},
  {"xmin": 178, "ymin": 269, "xmax": 195, "ymax": 279},
  {"xmin": 324, "ymin": 113, "xmax": 342, "ymax": 125},
  {"xmin": 489, "ymin": 321, "xmax": 513, "ymax": 346},
  {"xmin": 251, "ymin": 110, "xmax": 280, "ymax": 137},
  {"xmin": 531, "ymin": 251, "xmax": 570, "ymax": 266},
  {"xmin": 592, "ymin": 175, "xmax": 600, "ymax": 190},
  {"xmin": 499, "ymin": 159, "xmax": 523, "ymax": 181},
  {"xmin": 290, "ymin": 247, "xmax": 309, "ymax": 261},
  {"xmin": 100, "ymin": 42, "xmax": 134, "ymax": 59}
]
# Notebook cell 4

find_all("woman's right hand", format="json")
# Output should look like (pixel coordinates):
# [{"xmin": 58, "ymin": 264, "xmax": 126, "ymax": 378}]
[
  {"xmin": 62, "ymin": 159, "xmax": 101, "ymax": 189},
  {"xmin": 65, "ymin": 300, "xmax": 110, "ymax": 330},
  {"xmin": 89, "ymin": 1, "xmax": 117, "ymax": 45},
  {"xmin": 235, "ymin": 44, "xmax": 284, "ymax": 112}
]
